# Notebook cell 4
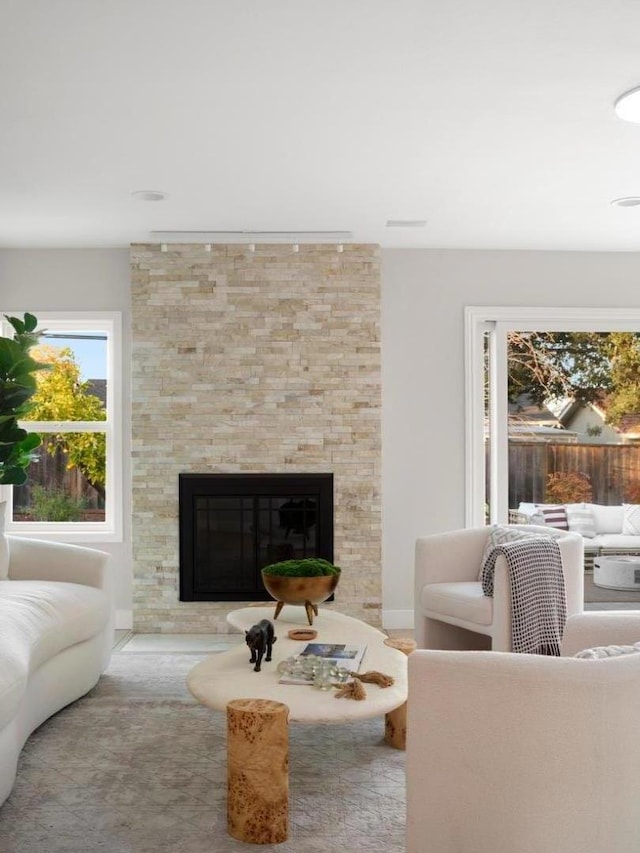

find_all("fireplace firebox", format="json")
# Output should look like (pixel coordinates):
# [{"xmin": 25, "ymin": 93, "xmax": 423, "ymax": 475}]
[{"xmin": 179, "ymin": 473, "xmax": 334, "ymax": 601}]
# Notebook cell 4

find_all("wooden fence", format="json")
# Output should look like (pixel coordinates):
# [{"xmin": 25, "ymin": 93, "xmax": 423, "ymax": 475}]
[
  {"xmin": 491, "ymin": 442, "xmax": 640, "ymax": 507},
  {"xmin": 13, "ymin": 436, "xmax": 103, "ymax": 513}
]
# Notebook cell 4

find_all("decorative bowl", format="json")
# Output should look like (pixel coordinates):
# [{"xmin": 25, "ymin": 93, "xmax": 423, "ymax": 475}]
[{"xmin": 260, "ymin": 571, "xmax": 340, "ymax": 625}]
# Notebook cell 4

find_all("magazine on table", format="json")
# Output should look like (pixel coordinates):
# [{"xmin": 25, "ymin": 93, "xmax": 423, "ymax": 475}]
[{"xmin": 278, "ymin": 642, "xmax": 367, "ymax": 685}]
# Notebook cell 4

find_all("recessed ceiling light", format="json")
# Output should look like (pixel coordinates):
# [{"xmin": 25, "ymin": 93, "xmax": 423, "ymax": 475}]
[
  {"xmin": 614, "ymin": 87, "xmax": 640, "ymax": 123},
  {"xmin": 611, "ymin": 197, "xmax": 640, "ymax": 207},
  {"xmin": 132, "ymin": 190, "xmax": 167, "ymax": 202},
  {"xmin": 385, "ymin": 220, "xmax": 427, "ymax": 228}
]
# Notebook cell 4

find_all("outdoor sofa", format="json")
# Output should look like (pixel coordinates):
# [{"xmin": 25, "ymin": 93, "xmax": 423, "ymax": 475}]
[{"xmin": 509, "ymin": 502, "xmax": 640, "ymax": 570}]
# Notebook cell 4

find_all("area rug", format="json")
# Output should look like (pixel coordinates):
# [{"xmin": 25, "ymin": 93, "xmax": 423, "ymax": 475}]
[{"xmin": 0, "ymin": 653, "xmax": 406, "ymax": 853}]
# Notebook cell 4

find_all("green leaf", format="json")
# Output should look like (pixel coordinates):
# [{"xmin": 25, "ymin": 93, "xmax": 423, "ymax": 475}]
[
  {"xmin": 23, "ymin": 313, "xmax": 38, "ymax": 333},
  {"xmin": 4, "ymin": 315, "xmax": 25, "ymax": 335},
  {"xmin": 19, "ymin": 432, "xmax": 41, "ymax": 451},
  {"xmin": 0, "ymin": 465, "xmax": 28, "ymax": 485}
]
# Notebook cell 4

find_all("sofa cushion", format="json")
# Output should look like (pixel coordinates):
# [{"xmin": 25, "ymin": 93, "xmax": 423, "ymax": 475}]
[
  {"xmin": 595, "ymin": 534, "xmax": 640, "ymax": 550},
  {"xmin": 622, "ymin": 504, "xmax": 640, "ymax": 536},
  {"xmin": 0, "ymin": 501, "xmax": 8, "ymax": 581},
  {"xmin": 0, "ymin": 580, "xmax": 109, "ymax": 676},
  {"xmin": 566, "ymin": 504, "xmax": 597, "ymax": 538},
  {"xmin": 588, "ymin": 504, "xmax": 624, "ymax": 535},
  {"xmin": 421, "ymin": 582, "xmax": 493, "ymax": 626},
  {"xmin": 517, "ymin": 503, "xmax": 538, "ymax": 518}
]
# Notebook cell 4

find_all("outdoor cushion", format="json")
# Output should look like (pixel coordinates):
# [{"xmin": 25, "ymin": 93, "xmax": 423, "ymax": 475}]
[
  {"xmin": 536, "ymin": 504, "xmax": 569, "ymax": 529},
  {"xmin": 517, "ymin": 502, "xmax": 538, "ymax": 518},
  {"xmin": 594, "ymin": 534, "xmax": 640, "ymax": 550},
  {"xmin": 421, "ymin": 582, "xmax": 493, "ymax": 626},
  {"xmin": 566, "ymin": 504, "xmax": 597, "ymax": 538},
  {"xmin": 622, "ymin": 504, "xmax": 640, "ymax": 535},
  {"xmin": 588, "ymin": 503, "xmax": 624, "ymax": 534}
]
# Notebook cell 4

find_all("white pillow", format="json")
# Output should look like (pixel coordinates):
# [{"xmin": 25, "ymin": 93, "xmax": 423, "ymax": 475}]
[
  {"xmin": 0, "ymin": 501, "xmax": 8, "ymax": 580},
  {"xmin": 590, "ymin": 503, "xmax": 624, "ymax": 534},
  {"xmin": 622, "ymin": 504, "xmax": 640, "ymax": 536},
  {"xmin": 574, "ymin": 642, "xmax": 640, "ymax": 659},
  {"xmin": 565, "ymin": 504, "xmax": 597, "ymax": 539}
]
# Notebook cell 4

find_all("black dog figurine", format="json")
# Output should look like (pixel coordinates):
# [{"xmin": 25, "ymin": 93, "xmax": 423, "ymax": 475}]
[{"xmin": 245, "ymin": 619, "xmax": 276, "ymax": 672}]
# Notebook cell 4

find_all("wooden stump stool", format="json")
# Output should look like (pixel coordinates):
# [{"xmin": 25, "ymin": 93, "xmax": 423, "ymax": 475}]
[
  {"xmin": 227, "ymin": 698, "xmax": 289, "ymax": 844},
  {"xmin": 383, "ymin": 637, "xmax": 417, "ymax": 750}
]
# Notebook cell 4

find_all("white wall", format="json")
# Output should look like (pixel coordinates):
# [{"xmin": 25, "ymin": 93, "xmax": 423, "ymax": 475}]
[
  {"xmin": 0, "ymin": 249, "xmax": 133, "ymax": 627},
  {"xmin": 5, "ymin": 247, "xmax": 640, "ymax": 631},
  {"xmin": 381, "ymin": 249, "xmax": 640, "ymax": 627}
]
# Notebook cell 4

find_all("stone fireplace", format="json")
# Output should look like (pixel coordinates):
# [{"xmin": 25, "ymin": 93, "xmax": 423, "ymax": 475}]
[{"xmin": 130, "ymin": 242, "xmax": 381, "ymax": 632}]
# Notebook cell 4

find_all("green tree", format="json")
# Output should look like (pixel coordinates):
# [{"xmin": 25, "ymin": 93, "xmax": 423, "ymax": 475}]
[
  {"xmin": 507, "ymin": 331, "xmax": 640, "ymax": 426},
  {"xmin": 601, "ymin": 332, "xmax": 640, "ymax": 426},
  {"xmin": 25, "ymin": 345, "xmax": 106, "ymax": 498},
  {"xmin": 507, "ymin": 331, "xmax": 613, "ymax": 405}
]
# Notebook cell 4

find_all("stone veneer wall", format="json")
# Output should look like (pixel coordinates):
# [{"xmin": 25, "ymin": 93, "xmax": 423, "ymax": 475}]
[{"xmin": 130, "ymin": 243, "xmax": 381, "ymax": 632}]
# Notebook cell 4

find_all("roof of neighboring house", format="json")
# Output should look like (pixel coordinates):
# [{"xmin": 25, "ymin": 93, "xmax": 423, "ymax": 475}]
[
  {"xmin": 556, "ymin": 394, "xmax": 640, "ymax": 438},
  {"xmin": 85, "ymin": 379, "xmax": 107, "ymax": 408},
  {"xmin": 508, "ymin": 393, "xmax": 563, "ymax": 429},
  {"xmin": 487, "ymin": 394, "xmax": 577, "ymax": 442}
]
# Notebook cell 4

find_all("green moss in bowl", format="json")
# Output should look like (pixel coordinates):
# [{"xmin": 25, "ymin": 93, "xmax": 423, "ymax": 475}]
[{"xmin": 261, "ymin": 558, "xmax": 341, "ymax": 577}]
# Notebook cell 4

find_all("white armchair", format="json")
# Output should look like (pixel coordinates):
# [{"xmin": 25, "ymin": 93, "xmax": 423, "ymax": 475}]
[
  {"xmin": 406, "ymin": 611, "xmax": 640, "ymax": 853},
  {"xmin": 414, "ymin": 525, "xmax": 584, "ymax": 652}
]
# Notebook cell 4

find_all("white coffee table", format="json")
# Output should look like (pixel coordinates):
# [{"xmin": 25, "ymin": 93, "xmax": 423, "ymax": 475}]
[{"xmin": 187, "ymin": 605, "xmax": 408, "ymax": 724}]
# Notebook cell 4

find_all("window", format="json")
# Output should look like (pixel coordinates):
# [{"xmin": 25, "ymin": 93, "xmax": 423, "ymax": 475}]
[
  {"xmin": 1, "ymin": 312, "xmax": 122, "ymax": 541},
  {"xmin": 465, "ymin": 307, "xmax": 640, "ymax": 528}
]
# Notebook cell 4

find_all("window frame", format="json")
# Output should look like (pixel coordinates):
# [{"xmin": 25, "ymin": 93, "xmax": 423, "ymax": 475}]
[
  {"xmin": 1, "ymin": 311, "xmax": 123, "ymax": 542},
  {"xmin": 465, "ymin": 306, "xmax": 640, "ymax": 529}
]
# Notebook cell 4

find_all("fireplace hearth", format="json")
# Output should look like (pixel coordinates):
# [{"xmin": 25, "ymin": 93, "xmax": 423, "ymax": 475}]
[{"xmin": 179, "ymin": 473, "xmax": 334, "ymax": 601}]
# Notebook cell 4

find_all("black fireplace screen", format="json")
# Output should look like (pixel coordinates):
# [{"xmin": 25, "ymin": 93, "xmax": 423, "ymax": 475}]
[{"xmin": 179, "ymin": 473, "xmax": 334, "ymax": 601}]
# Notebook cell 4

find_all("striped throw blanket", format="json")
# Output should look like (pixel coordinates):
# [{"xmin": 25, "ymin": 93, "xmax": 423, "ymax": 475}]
[{"xmin": 481, "ymin": 537, "xmax": 566, "ymax": 655}]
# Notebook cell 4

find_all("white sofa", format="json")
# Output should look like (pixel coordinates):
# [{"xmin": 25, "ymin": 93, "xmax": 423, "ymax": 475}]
[
  {"xmin": 0, "ymin": 535, "xmax": 113, "ymax": 807},
  {"xmin": 407, "ymin": 611, "xmax": 640, "ymax": 853}
]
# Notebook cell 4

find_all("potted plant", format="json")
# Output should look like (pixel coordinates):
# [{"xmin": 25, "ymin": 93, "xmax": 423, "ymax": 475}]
[
  {"xmin": 261, "ymin": 557, "xmax": 341, "ymax": 625},
  {"xmin": 0, "ymin": 313, "xmax": 46, "ymax": 486}
]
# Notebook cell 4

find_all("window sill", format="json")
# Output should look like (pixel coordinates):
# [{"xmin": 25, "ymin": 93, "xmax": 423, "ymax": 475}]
[{"xmin": 5, "ymin": 525, "xmax": 123, "ymax": 544}]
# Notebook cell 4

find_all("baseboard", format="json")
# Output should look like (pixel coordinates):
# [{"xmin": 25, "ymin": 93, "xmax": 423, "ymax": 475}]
[
  {"xmin": 115, "ymin": 609, "xmax": 133, "ymax": 630},
  {"xmin": 115, "ymin": 608, "xmax": 414, "ymax": 632},
  {"xmin": 382, "ymin": 609, "xmax": 414, "ymax": 630}
]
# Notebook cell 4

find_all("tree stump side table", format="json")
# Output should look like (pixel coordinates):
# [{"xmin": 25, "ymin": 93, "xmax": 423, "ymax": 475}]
[
  {"xmin": 383, "ymin": 637, "xmax": 417, "ymax": 749},
  {"xmin": 227, "ymin": 698, "xmax": 289, "ymax": 844}
]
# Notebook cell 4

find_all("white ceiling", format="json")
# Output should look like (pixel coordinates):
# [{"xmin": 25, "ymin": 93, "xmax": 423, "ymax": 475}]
[{"xmin": 4, "ymin": 0, "xmax": 640, "ymax": 250}]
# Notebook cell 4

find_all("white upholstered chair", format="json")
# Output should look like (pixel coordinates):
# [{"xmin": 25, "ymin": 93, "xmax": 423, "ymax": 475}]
[
  {"xmin": 406, "ymin": 611, "xmax": 640, "ymax": 853},
  {"xmin": 414, "ymin": 525, "xmax": 584, "ymax": 652}
]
